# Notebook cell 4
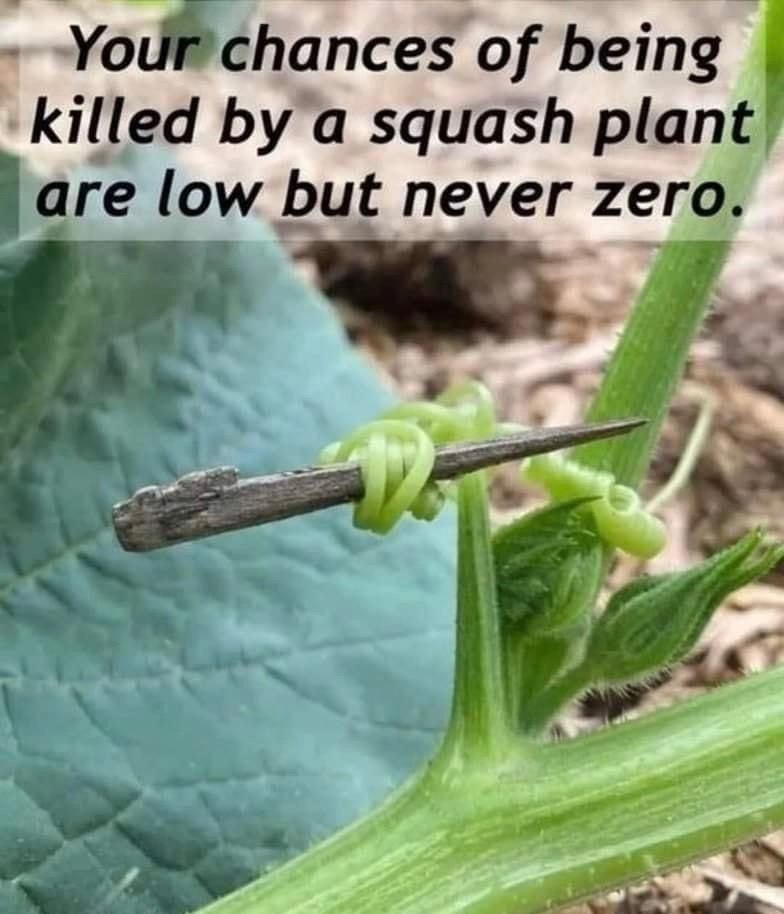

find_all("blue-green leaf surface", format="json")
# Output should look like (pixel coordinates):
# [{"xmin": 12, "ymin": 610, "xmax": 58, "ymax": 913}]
[{"xmin": 0, "ymin": 151, "xmax": 455, "ymax": 914}]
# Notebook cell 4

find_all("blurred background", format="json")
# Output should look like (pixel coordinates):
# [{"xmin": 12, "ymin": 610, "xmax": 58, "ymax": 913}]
[{"xmin": 1, "ymin": 0, "xmax": 783, "ymax": 911}]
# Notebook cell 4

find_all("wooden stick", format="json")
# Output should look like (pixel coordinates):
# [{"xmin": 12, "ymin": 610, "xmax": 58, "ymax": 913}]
[{"xmin": 112, "ymin": 418, "xmax": 645, "ymax": 553}]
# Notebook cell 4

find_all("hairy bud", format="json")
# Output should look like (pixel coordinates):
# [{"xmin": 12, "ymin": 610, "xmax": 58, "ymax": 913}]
[
  {"xmin": 586, "ymin": 530, "xmax": 784, "ymax": 685},
  {"xmin": 493, "ymin": 499, "xmax": 603, "ymax": 639}
]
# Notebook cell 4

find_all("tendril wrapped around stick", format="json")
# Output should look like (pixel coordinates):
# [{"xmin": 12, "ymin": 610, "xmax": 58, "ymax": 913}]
[
  {"xmin": 319, "ymin": 381, "xmax": 495, "ymax": 534},
  {"xmin": 319, "ymin": 420, "xmax": 441, "ymax": 534},
  {"xmin": 319, "ymin": 380, "xmax": 666, "ymax": 558}
]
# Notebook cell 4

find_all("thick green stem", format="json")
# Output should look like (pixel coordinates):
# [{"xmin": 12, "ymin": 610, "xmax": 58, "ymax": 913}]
[
  {"xmin": 441, "ymin": 472, "xmax": 515, "ymax": 763},
  {"xmin": 198, "ymin": 665, "xmax": 784, "ymax": 914},
  {"xmin": 575, "ymin": 0, "xmax": 784, "ymax": 487}
]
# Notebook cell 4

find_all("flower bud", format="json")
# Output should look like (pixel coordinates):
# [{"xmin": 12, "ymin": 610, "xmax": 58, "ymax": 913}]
[
  {"xmin": 586, "ymin": 530, "xmax": 784, "ymax": 685},
  {"xmin": 493, "ymin": 499, "xmax": 603, "ymax": 639}
]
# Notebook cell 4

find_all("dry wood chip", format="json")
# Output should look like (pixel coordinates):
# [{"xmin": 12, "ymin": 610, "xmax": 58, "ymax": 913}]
[{"xmin": 697, "ymin": 863, "xmax": 784, "ymax": 912}]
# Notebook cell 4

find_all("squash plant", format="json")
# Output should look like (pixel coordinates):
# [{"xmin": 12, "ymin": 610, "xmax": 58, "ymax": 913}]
[
  {"xmin": 0, "ymin": 2, "xmax": 782, "ymax": 914},
  {"xmin": 194, "ymin": 2, "xmax": 784, "ymax": 913}
]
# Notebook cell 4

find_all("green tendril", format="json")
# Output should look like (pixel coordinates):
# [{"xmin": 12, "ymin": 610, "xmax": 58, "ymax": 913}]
[
  {"xmin": 522, "ymin": 453, "xmax": 666, "ymax": 559},
  {"xmin": 384, "ymin": 380, "xmax": 497, "ymax": 443},
  {"xmin": 321, "ymin": 380, "xmax": 667, "ymax": 553},
  {"xmin": 320, "ymin": 420, "xmax": 438, "ymax": 534},
  {"xmin": 319, "ymin": 381, "xmax": 496, "ymax": 534}
]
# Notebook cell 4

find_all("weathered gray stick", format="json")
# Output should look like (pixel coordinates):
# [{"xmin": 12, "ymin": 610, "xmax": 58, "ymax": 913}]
[{"xmin": 112, "ymin": 418, "xmax": 645, "ymax": 553}]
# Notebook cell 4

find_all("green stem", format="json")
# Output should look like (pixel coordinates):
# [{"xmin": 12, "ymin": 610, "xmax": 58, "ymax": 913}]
[
  {"xmin": 575, "ymin": 0, "xmax": 784, "ymax": 487},
  {"xmin": 519, "ymin": 660, "xmax": 593, "ymax": 735},
  {"xmin": 199, "ymin": 665, "xmax": 784, "ymax": 914},
  {"xmin": 514, "ymin": 635, "xmax": 573, "ymax": 722},
  {"xmin": 441, "ymin": 472, "xmax": 514, "ymax": 763}
]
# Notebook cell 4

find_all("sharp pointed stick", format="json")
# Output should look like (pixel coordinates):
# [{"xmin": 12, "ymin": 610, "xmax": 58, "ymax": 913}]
[{"xmin": 113, "ymin": 418, "xmax": 646, "ymax": 553}]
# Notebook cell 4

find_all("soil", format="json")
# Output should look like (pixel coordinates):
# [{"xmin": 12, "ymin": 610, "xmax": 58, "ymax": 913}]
[{"xmin": 2, "ymin": 1, "xmax": 783, "ymax": 911}]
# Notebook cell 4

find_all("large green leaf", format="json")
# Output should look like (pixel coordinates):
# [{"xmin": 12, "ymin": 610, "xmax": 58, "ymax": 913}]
[{"xmin": 0, "ymin": 151, "xmax": 456, "ymax": 914}]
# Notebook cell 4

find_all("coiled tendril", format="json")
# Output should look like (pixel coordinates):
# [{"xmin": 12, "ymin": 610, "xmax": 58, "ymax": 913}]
[
  {"xmin": 320, "ymin": 380, "xmax": 666, "ymax": 557},
  {"xmin": 523, "ymin": 453, "xmax": 666, "ymax": 559},
  {"xmin": 319, "ymin": 381, "xmax": 496, "ymax": 534}
]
